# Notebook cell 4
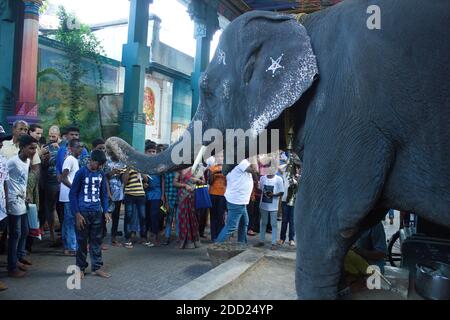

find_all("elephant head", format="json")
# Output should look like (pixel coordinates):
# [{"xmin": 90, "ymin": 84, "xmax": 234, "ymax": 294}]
[{"xmin": 106, "ymin": 11, "xmax": 318, "ymax": 173}]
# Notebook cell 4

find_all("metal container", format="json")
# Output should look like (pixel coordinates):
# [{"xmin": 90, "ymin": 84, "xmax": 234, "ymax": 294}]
[{"xmin": 415, "ymin": 261, "xmax": 450, "ymax": 300}]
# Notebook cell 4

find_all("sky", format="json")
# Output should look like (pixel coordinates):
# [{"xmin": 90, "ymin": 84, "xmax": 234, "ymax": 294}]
[{"xmin": 45, "ymin": 0, "xmax": 222, "ymax": 58}]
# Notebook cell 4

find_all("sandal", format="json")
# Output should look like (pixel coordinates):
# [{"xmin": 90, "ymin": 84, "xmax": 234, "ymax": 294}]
[
  {"xmin": 111, "ymin": 240, "xmax": 122, "ymax": 247},
  {"xmin": 247, "ymin": 230, "xmax": 257, "ymax": 236},
  {"xmin": 124, "ymin": 242, "xmax": 133, "ymax": 249}
]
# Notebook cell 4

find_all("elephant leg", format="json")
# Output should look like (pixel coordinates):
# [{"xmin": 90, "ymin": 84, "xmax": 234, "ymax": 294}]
[
  {"xmin": 295, "ymin": 136, "xmax": 394, "ymax": 299},
  {"xmin": 295, "ymin": 199, "xmax": 350, "ymax": 299}
]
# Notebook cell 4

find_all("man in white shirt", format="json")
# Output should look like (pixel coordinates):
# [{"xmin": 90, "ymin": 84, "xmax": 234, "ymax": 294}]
[
  {"xmin": 6, "ymin": 135, "xmax": 38, "ymax": 278},
  {"xmin": 215, "ymin": 158, "xmax": 258, "ymax": 244},
  {"xmin": 255, "ymin": 171, "xmax": 284, "ymax": 250},
  {"xmin": 0, "ymin": 120, "xmax": 41, "ymax": 167},
  {"xmin": 60, "ymin": 139, "xmax": 82, "ymax": 255}
]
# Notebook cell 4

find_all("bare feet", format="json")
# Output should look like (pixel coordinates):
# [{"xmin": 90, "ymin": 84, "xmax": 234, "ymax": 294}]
[
  {"xmin": 19, "ymin": 258, "xmax": 32, "ymax": 265},
  {"xmin": 64, "ymin": 250, "xmax": 76, "ymax": 256},
  {"xmin": 8, "ymin": 269, "xmax": 27, "ymax": 278},
  {"xmin": 93, "ymin": 269, "xmax": 111, "ymax": 278},
  {"xmin": 16, "ymin": 262, "xmax": 28, "ymax": 272},
  {"xmin": 0, "ymin": 281, "xmax": 7, "ymax": 291},
  {"xmin": 111, "ymin": 239, "xmax": 122, "ymax": 247}
]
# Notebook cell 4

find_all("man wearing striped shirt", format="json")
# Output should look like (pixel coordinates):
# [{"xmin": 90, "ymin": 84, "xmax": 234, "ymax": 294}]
[{"xmin": 122, "ymin": 167, "xmax": 147, "ymax": 248}]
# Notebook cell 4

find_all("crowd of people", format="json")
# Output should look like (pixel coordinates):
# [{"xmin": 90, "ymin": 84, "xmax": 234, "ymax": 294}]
[{"xmin": 0, "ymin": 120, "xmax": 303, "ymax": 291}]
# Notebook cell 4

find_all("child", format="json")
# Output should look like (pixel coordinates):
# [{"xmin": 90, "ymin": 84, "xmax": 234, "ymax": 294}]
[
  {"xmin": 69, "ymin": 150, "xmax": 111, "ymax": 278},
  {"xmin": 254, "ymin": 168, "xmax": 284, "ymax": 250},
  {"xmin": 60, "ymin": 139, "xmax": 82, "ymax": 256}
]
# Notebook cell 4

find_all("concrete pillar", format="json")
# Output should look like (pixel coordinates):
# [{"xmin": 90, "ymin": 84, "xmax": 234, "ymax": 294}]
[
  {"xmin": 188, "ymin": 0, "xmax": 219, "ymax": 118},
  {"xmin": 120, "ymin": 0, "xmax": 152, "ymax": 151},
  {"xmin": 7, "ymin": 0, "xmax": 42, "ymax": 125}
]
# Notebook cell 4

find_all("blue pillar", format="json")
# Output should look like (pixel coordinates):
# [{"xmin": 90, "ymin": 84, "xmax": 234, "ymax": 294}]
[
  {"xmin": 120, "ymin": 0, "xmax": 152, "ymax": 152},
  {"xmin": 188, "ymin": 0, "xmax": 219, "ymax": 119}
]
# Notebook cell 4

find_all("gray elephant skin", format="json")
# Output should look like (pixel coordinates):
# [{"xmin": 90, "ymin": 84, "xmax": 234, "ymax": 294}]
[{"xmin": 106, "ymin": 0, "xmax": 450, "ymax": 299}]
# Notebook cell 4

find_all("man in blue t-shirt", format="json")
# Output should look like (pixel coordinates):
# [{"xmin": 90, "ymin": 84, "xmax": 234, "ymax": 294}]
[
  {"xmin": 56, "ymin": 126, "xmax": 89, "ymax": 176},
  {"xmin": 353, "ymin": 222, "xmax": 388, "ymax": 274},
  {"xmin": 69, "ymin": 150, "xmax": 110, "ymax": 279}
]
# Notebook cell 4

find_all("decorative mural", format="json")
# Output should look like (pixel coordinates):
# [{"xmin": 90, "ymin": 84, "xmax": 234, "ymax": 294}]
[
  {"xmin": 143, "ymin": 86, "xmax": 156, "ymax": 126},
  {"xmin": 37, "ymin": 38, "xmax": 121, "ymax": 145}
]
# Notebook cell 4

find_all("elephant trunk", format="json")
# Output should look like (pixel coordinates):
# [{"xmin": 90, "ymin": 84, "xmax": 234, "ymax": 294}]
[{"xmin": 105, "ymin": 113, "xmax": 204, "ymax": 174}]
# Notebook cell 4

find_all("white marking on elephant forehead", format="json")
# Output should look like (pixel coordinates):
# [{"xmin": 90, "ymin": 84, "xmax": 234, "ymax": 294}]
[
  {"xmin": 217, "ymin": 49, "xmax": 226, "ymax": 65},
  {"xmin": 222, "ymin": 80, "xmax": 230, "ymax": 100},
  {"xmin": 265, "ymin": 54, "xmax": 285, "ymax": 77},
  {"xmin": 251, "ymin": 48, "xmax": 318, "ymax": 134}
]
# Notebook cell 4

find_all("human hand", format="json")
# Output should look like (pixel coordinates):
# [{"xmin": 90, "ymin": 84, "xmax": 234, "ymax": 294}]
[
  {"xmin": 105, "ymin": 213, "xmax": 112, "ymax": 224},
  {"xmin": 76, "ymin": 213, "xmax": 86, "ymax": 230}
]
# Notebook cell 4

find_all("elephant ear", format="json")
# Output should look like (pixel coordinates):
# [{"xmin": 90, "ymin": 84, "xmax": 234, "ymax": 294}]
[{"xmin": 236, "ymin": 11, "xmax": 318, "ymax": 133}]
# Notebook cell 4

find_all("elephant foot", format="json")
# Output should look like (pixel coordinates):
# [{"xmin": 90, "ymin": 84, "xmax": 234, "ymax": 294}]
[{"xmin": 296, "ymin": 269, "xmax": 341, "ymax": 300}]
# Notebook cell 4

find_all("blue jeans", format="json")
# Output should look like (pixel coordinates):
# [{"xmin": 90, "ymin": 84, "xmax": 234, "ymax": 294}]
[
  {"xmin": 165, "ymin": 205, "xmax": 178, "ymax": 239},
  {"xmin": 259, "ymin": 208, "xmax": 278, "ymax": 245},
  {"xmin": 62, "ymin": 202, "xmax": 77, "ymax": 251},
  {"xmin": 216, "ymin": 202, "xmax": 249, "ymax": 243},
  {"xmin": 124, "ymin": 195, "xmax": 146, "ymax": 240},
  {"xmin": 7, "ymin": 214, "xmax": 29, "ymax": 271},
  {"xmin": 146, "ymin": 199, "xmax": 161, "ymax": 236},
  {"xmin": 280, "ymin": 202, "xmax": 295, "ymax": 242},
  {"xmin": 387, "ymin": 209, "xmax": 394, "ymax": 219},
  {"xmin": 75, "ymin": 211, "xmax": 104, "ymax": 272}
]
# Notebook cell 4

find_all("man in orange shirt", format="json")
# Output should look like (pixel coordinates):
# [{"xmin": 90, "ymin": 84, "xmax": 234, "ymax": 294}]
[{"xmin": 208, "ymin": 156, "xmax": 227, "ymax": 242}]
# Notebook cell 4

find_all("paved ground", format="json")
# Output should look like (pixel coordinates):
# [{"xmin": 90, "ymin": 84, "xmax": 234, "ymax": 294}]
[{"xmin": 0, "ymin": 210, "xmax": 399, "ymax": 299}]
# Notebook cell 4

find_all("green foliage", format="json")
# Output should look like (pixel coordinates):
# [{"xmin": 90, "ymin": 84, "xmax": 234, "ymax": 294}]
[
  {"xmin": 55, "ymin": 6, "xmax": 105, "ymax": 125},
  {"xmin": 39, "ymin": 0, "xmax": 49, "ymax": 15}
]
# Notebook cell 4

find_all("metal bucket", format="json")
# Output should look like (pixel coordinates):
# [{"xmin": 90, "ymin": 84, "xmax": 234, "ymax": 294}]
[{"xmin": 415, "ymin": 261, "xmax": 450, "ymax": 300}]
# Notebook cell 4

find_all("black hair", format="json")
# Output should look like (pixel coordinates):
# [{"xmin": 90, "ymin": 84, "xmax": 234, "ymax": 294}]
[
  {"xmin": 19, "ymin": 134, "xmax": 38, "ymax": 149},
  {"xmin": 66, "ymin": 126, "xmax": 80, "ymax": 134},
  {"xmin": 90, "ymin": 149, "xmax": 107, "ymax": 165},
  {"xmin": 145, "ymin": 140, "xmax": 157, "ymax": 151},
  {"xmin": 157, "ymin": 144, "xmax": 168, "ymax": 152},
  {"xmin": 68, "ymin": 138, "xmax": 81, "ymax": 148},
  {"xmin": 39, "ymin": 137, "xmax": 47, "ymax": 145},
  {"xmin": 61, "ymin": 127, "xmax": 68, "ymax": 136},
  {"xmin": 29, "ymin": 123, "xmax": 43, "ymax": 133},
  {"xmin": 92, "ymin": 138, "xmax": 105, "ymax": 148}
]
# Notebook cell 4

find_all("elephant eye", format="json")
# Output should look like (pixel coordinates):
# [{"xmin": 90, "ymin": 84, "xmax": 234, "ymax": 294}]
[{"xmin": 243, "ymin": 44, "xmax": 262, "ymax": 84}]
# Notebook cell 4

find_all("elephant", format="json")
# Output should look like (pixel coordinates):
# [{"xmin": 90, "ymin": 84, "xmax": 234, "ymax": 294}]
[{"xmin": 106, "ymin": 0, "xmax": 450, "ymax": 299}]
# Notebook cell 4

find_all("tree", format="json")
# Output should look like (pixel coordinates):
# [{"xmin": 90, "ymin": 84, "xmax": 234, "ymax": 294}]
[{"xmin": 55, "ymin": 6, "xmax": 104, "ymax": 125}]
